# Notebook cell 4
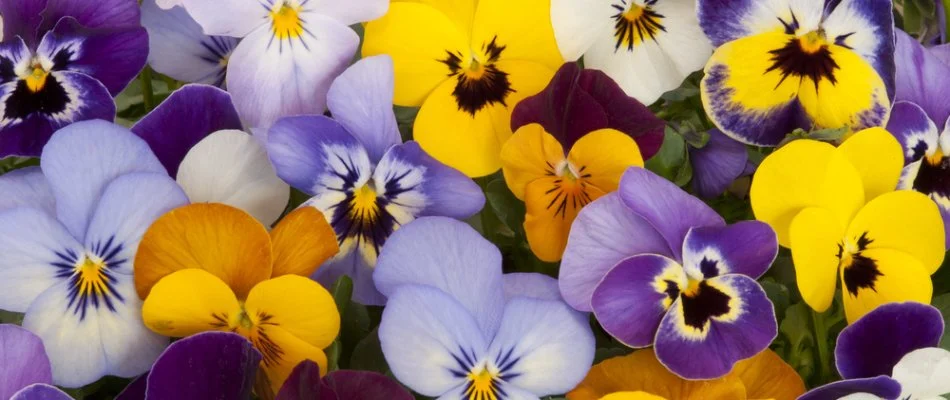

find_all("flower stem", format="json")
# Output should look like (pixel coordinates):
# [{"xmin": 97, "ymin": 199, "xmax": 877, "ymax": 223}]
[
  {"xmin": 141, "ymin": 67, "xmax": 155, "ymax": 112},
  {"xmin": 810, "ymin": 308, "xmax": 832, "ymax": 384}
]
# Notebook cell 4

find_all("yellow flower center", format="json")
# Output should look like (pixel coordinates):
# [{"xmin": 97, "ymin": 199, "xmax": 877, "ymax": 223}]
[
  {"xmin": 351, "ymin": 183, "xmax": 379, "ymax": 218},
  {"xmin": 682, "ymin": 278, "xmax": 702, "ymax": 297},
  {"xmin": 25, "ymin": 64, "xmax": 49, "ymax": 93},
  {"xmin": 798, "ymin": 30, "xmax": 827, "ymax": 55},
  {"xmin": 926, "ymin": 151, "xmax": 944, "ymax": 166},
  {"xmin": 612, "ymin": 2, "xmax": 665, "ymax": 50},
  {"xmin": 464, "ymin": 58, "xmax": 487, "ymax": 80},
  {"xmin": 270, "ymin": 3, "xmax": 303, "ymax": 40},
  {"xmin": 622, "ymin": 4, "xmax": 645, "ymax": 22},
  {"xmin": 75, "ymin": 257, "xmax": 111, "ymax": 298},
  {"xmin": 228, "ymin": 306, "xmax": 284, "ymax": 367},
  {"xmin": 464, "ymin": 367, "xmax": 500, "ymax": 400}
]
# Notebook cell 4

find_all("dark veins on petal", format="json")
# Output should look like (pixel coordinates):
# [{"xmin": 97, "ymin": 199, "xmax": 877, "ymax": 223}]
[
  {"xmin": 52, "ymin": 236, "xmax": 127, "ymax": 321},
  {"xmin": 839, "ymin": 232, "xmax": 883, "ymax": 296},
  {"xmin": 680, "ymin": 281, "xmax": 731, "ymax": 331},
  {"xmin": 611, "ymin": 0, "xmax": 665, "ymax": 51},
  {"xmin": 439, "ymin": 36, "xmax": 514, "ymax": 116}
]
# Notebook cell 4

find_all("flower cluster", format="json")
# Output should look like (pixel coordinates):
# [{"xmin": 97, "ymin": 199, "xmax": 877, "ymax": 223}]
[{"xmin": 0, "ymin": 0, "xmax": 949, "ymax": 399}]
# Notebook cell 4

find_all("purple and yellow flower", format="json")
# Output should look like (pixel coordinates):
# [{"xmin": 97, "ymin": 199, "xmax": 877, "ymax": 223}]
[
  {"xmin": 362, "ymin": 0, "xmax": 564, "ymax": 177},
  {"xmin": 266, "ymin": 56, "xmax": 484, "ymax": 305},
  {"xmin": 550, "ymin": 0, "xmax": 714, "ymax": 105},
  {"xmin": 0, "ymin": 121, "xmax": 189, "ymax": 387},
  {"xmin": 0, "ymin": 0, "xmax": 147, "ymax": 157},
  {"xmin": 178, "ymin": 0, "xmax": 387, "ymax": 129},
  {"xmin": 0, "ymin": 324, "xmax": 70, "ymax": 400},
  {"xmin": 698, "ymin": 0, "xmax": 895, "ymax": 146},
  {"xmin": 374, "ymin": 217, "xmax": 596, "ymax": 399},
  {"xmin": 800, "ymin": 302, "xmax": 950, "ymax": 399},
  {"xmin": 502, "ymin": 63, "xmax": 663, "ymax": 261},
  {"xmin": 132, "ymin": 84, "xmax": 290, "ymax": 226},
  {"xmin": 750, "ymin": 128, "xmax": 945, "ymax": 323},
  {"xmin": 567, "ymin": 349, "xmax": 805, "ymax": 400},
  {"xmin": 140, "ymin": 0, "xmax": 238, "ymax": 88},
  {"xmin": 560, "ymin": 167, "xmax": 778, "ymax": 379}
]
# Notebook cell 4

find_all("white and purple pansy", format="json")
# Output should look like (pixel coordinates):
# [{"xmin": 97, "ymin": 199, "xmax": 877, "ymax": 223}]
[
  {"xmin": 374, "ymin": 217, "xmax": 595, "ymax": 400},
  {"xmin": 0, "ymin": 121, "xmax": 188, "ymax": 387},
  {"xmin": 0, "ymin": 0, "xmax": 147, "ymax": 158},
  {"xmin": 179, "ymin": 0, "xmax": 388, "ymax": 129},
  {"xmin": 266, "ymin": 56, "xmax": 484, "ymax": 305},
  {"xmin": 800, "ymin": 302, "xmax": 950, "ymax": 399},
  {"xmin": 560, "ymin": 167, "xmax": 779, "ymax": 379}
]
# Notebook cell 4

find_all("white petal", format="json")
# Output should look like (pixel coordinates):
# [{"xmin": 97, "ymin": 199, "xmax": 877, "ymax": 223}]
[
  {"xmin": 181, "ymin": 0, "xmax": 269, "ymax": 37},
  {"xmin": 893, "ymin": 347, "xmax": 950, "ymax": 400},
  {"xmin": 177, "ymin": 130, "xmax": 290, "ymax": 226},
  {"xmin": 96, "ymin": 275, "xmax": 168, "ymax": 378},
  {"xmin": 304, "ymin": 0, "xmax": 388, "ymax": 25},
  {"xmin": 651, "ymin": 0, "xmax": 714, "ymax": 77},
  {"xmin": 551, "ymin": 0, "xmax": 614, "ymax": 61},
  {"xmin": 585, "ymin": 32, "xmax": 680, "ymax": 105},
  {"xmin": 141, "ymin": 0, "xmax": 237, "ymax": 86},
  {"xmin": 156, "ymin": 0, "xmax": 183, "ymax": 9}
]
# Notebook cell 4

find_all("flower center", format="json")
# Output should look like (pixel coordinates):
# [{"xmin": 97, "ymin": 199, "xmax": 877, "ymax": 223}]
[
  {"xmin": 464, "ymin": 367, "xmax": 501, "ymax": 400},
  {"xmin": 226, "ymin": 307, "xmax": 285, "ymax": 367},
  {"xmin": 766, "ymin": 28, "xmax": 840, "ymax": 89},
  {"xmin": 270, "ymin": 3, "xmax": 303, "ymax": 40},
  {"xmin": 25, "ymin": 62, "xmax": 50, "ymax": 93},
  {"xmin": 837, "ymin": 232, "xmax": 882, "ymax": 296},
  {"xmin": 439, "ymin": 36, "xmax": 514, "ymax": 116},
  {"xmin": 63, "ymin": 253, "xmax": 124, "ymax": 320},
  {"xmin": 544, "ymin": 160, "xmax": 595, "ymax": 219},
  {"xmin": 679, "ymin": 279, "xmax": 732, "ymax": 332},
  {"xmin": 611, "ymin": 1, "xmax": 665, "ymax": 51},
  {"xmin": 798, "ymin": 30, "xmax": 827, "ymax": 54}
]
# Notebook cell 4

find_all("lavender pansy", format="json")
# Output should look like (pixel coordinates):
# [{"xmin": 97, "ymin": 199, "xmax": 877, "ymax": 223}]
[
  {"xmin": 563, "ymin": 167, "xmax": 778, "ymax": 379},
  {"xmin": 267, "ymin": 56, "xmax": 483, "ymax": 305},
  {"xmin": 0, "ymin": 324, "xmax": 70, "ymax": 400},
  {"xmin": 132, "ymin": 84, "xmax": 289, "ymax": 226},
  {"xmin": 275, "ymin": 360, "xmax": 413, "ymax": 400},
  {"xmin": 0, "ymin": 121, "xmax": 188, "ymax": 387},
  {"xmin": 141, "ymin": 0, "xmax": 238, "ymax": 88},
  {"xmin": 180, "ymin": 0, "xmax": 387, "ymax": 129},
  {"xmin": 502, "ymin": 273, "xmax": 562, "ymax": 302},
  {"xmin": 0, "ymin": 0, "xmax": 147, "ymax": 158},
  {"xmin": 374, "ymin": 217, "xmax": 596, "ymax": 399},
  {"xmin": 688, "ymin": 129, "xmax": 749, "ymax": 198}
]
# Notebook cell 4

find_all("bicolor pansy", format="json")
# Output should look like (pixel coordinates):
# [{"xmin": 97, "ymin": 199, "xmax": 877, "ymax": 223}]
[
  {"xmin": 698, "ymin": 0, "xmax": 895, "ymax": 146},
  {"xmin": 266, "ymin": 56, "xmax": 484, "ymax": 305}
]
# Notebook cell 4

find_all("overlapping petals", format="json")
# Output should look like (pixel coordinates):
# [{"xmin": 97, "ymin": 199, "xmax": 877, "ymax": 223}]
[
  {"xmin": 0, "ymin": 324, "xmax": 70, "ymax": 400},
  {"xmin": 275, "ymin": 360, "xmax": 414, "ymax": 400}
]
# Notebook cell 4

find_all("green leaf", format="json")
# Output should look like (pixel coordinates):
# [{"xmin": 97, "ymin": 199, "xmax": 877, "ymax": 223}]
[
  {"xmin": 485, "ymin": 178, "xmax": 526, "ymax": 236},
  {"xmin": 932, "ymin": 293, "xmax": 950, "ymax": 350},
  {"xmin": 645, "ymin": 126, "xmax": 688, "ymax": 184},
  {"xmin": 780, "ymin": 302, "xmax": 816, "ymax": 382},
  {"xmin": 807, "ymin": 126, "xmax": 849, "ymax": 142},
  {"xmin": 905, "ymin": 0, "xmax": 923, "ymax": 35},
  {"xmin": 760, "ymin": 278, "xmax": 791, "ymax": 323},
  {"xmin": 350, "ymin": 327, "xmax": 390, "ymax": 374},
  {"xmin": 330, "ymin": 275, "xmax": 354, "ymax": 318}
]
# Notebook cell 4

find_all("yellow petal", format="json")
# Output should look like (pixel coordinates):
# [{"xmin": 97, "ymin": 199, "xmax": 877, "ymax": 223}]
[
  {"xmin": 797, "ymin": 45, "xmax": 890, "ymax": 134},
  {"xmin": 134, "ymin": 203, "xmax": 273, "ymax": 300},
  {"xmin": 567, "ymin": 128, "xmax": 644, "ymax": 192},
  {"xmin": 566, "ymin": 350, "xmax": 747, "ymax": 400},
  {"xmin": 257, "ymin": 324, "xmax": 329, "ymax": 395},
  {"xmin": 789, "ymin": 207, "xmax": 846, "ymax": 313},
  {"xmin": 244, "ymin": 275, "xmax": 340, "ymax": 349},
  {"xmin": 836, "ymin": 127, "xmax": 903, "ymax": 202},
  {"xmin": 141, "ymin": 268, "xmax": 240, "ymax": 338},
  {"xmin": 398, "ymin": 0, "xmax": 476, "ymax": 35},
  {"xmin": 729, "ymin": 350, "xmax": 805, "ymax": 400},
  {"xmin": 846, "ymin": 190, "xmax": 946, "ymax": 274},
  {"xmin": 362, "ymin": 2, "xmax": 468, "ymax": 106},
  {"xmin": 471, "ymin": 0, "xmax": 563, "ymax": 69},
  {"xmin": 840, "ymin": 248, "xmax": 933, "ymax": 324},
  {"xmin": 500, "ymin": 123, "xmax": 566, "ymax": 200},
  {"xmin": 524, "ymin": 176, "xmax": 606, "ymax": 262},
  {"xmin": 751, "ymin": 140, "xmax": 864, "ymax": 247},
  {"xmin": 599, "ymin": 392, "xmax": 667, "ymax": 400},
  {"xmin": 270, "ymin": 207, "xmax": 339, "ymax": 278}
]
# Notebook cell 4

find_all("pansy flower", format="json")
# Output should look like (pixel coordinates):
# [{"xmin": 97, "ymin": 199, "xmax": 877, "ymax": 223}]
[
  {"xmin": 141, "ymin": 0, "xmax": 239, "ymax": 87},
  {"xmin": 885, "ymin": 30, "xmax": 950, "ymax": 247},
  {"xmin": 800, "ymin": 302, "xmax": 950, "ymax": 399},
  {"xmin": 374, "ymin": 217, "xmax": 596, "ymax": 399},
  {"xmin": 751, "ymin": 128, "xmax": 946, "ymax": 323},
  {"xmin": 502, "ymin": 63, "xmax": 662, "ymax": 261},
  {"xmin": 0, "ymin": 324, "xmax": 71, "ymax": 400},
  {"xmin": 698, "ymin": 0, "xmax": 895, "ymax": 146},
  {"xmin": 0, "ymin": 0, "xmax": 147, "ymax": 157},
  {"xmin": 0, "ymin": 121, "xmax": 189, "ymax": 387},
  {"xmin": 559, "ymin": 167, "xmax": 777, "ymax": 379},
  {"xmin": 136, "ymin": 203, "xmax": 341, "ymax": 394},
  {"xmin": 275, "ymin": 360, "xmax": 414, "ymax": 400},
  {"xmin": 179, "ymin": 0, "xmax": 387, "ymax": 129},
  {"xmin": 132, "ymin": 84, "xmax": 289, "ymax": 226},
  {"xmin": 567, "ymin": 349, "xmax": 805, "ymax": 400},
  {"xmin": 267, "ymin": 56, "xmax": 484, "ymax": 305},
  {"xmin": 550, "ymin": 0, "xmax": 713, "ymax": 104},
  {"xmin": 362, "ymin": 0, "xmax": 564, "ymax": 177}
]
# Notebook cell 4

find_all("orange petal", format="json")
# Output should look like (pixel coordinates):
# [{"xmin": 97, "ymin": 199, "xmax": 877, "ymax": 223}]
[
  {"xmin": 729, "ymin": 349, "xmax": 805, "ymax": 400},
  {"xmin": 134, "ymin": 203, "xmax": 273, "ymax": 300},
  {"xmin": 270, "ymin": 206, "xmax": 339, "ymax": 278},
  {"xmin": 523, "ymin": 175, "xmax": 605, "ymax": 262}
]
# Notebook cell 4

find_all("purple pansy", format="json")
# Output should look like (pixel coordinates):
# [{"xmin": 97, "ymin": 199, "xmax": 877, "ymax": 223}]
[
  {"xmin": 276, "ymin": 360, "xmax": 413, "ymax": 400},
  {"xmin": 0, "ymin": 0, "xmax": 147, "ymax": 158},
  {"xmin": 561, "ymin": 167, "xmax": 778, "ymax": 379},
  {"xmin": 688, "ymin": 129, "xmax": 750, "ymax": 198},
  {"xmin": 373, "ymin": 217, "xmax": 595, "ymax": 399},
  {"xmin": 0, "ymin": 324, "xmax": 70, "ymax": 400},
  {"xmin": 510, "ymin": 62, "xmax": 664, "ymax": 160},
  {"xmin": 800, "ymin": 302, "xmax": 950, "ymax": 399},
  {"xmin": 267, "ymin": 55, "xmax": 484, "ymax": 305},
  {"xmin": 0, "ymin": 121, "xmax": 188, "ymax": 387}
]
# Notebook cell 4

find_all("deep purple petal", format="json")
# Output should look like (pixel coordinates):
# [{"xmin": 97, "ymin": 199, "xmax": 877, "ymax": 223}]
[
  {"xmin": 619, "ymin": 167, "xmax": 725, "ymax": 261},
  {"xmin": 681, "ymin": 221, "xmax": 778, "ymax": 280},
  {"xmin": 378, "ymin": 142, "xmax": 484, "ymax": 219},
  {"xmin": 886, "ymin": 101, "xmax": 939, "ymax": 165},
  {"xmin": 689, "ymin": 129, "xmax": 748, "ymax": 198},
  {"xmin": 323, "ymin": 370, "xmax": 414, "ymax": 400},
  {"xmin": 146, "ymin": 331, "xmax": 261, "ymax": 400},
  {"xmin": 40, "ymin": 0, "xmax": 141, "ymax": 32},
  {"xmin": 9, "ymin": 384, "xmax": 72, "ymax": 400},
  {"xmin": 115, "ymin": 374, "xmax": 147, "ymax": 400},
  {"xmin": 797, "ymin": 376, "xmax": 902, "ymax": 400},
  {"xmin": 0, "ymin": 0, "xmax": 46, "ymax": 46},
  {"xmin": 266, "ymin": 115, "xmax": 365, "ymax": 195},
  {"xmin": 895, "ymin": 30, "xmax": 950, "ymax": 125},
  {"xmin": 131, "ymin": 84, "xmax": 242, "ymax": 176},
  {"xmin": 655, "ymin": 274, "xmax": 777, "ymax": 380},
  {"xmin": 591, "ymin": 254, "xmax": 684, "ymax": 348},
  {"xmin": 38, "ymin": 17, "xmax": 148, "ymax": 95},
  {"xmin": 503, "ymin": 273, "xmax": 561, "ymax": 302},
  {"xmin": 275, "ymin": 360, "xmax": 323, "ymax": 400},
  {"xmin": 0, "ymin": 70, "xmax": 116, "ymax": 158},
  {"xmin": 835, "ymin": 302, "xmax": 944, "ymax": 380},
  {"xmin": 0, "ymin": 324, "xmax": 53, "ymax": 400},
  {"xmin": 576, "ymin": 68, "xmax": 665, "ymax": 159}
]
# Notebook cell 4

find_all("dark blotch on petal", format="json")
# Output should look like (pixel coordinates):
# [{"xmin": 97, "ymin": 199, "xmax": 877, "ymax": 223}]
[
  {"xmin": 765, "ymin": 36, "xmax": 840, "ymax": 90},
  {"xmin": 913, "ymin": 157, "xmax": 950, "ymax": 198},
  {"xmin": 5, "ymin": 77, "xmax": 70, "ymax": 120},
  {"xmin": 440, "ymin": 37, "xmax": 514, "ymax": 116},
  {"xmin": 680, "ymin": 281, "xmax": 731, "ymax": 331}
]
